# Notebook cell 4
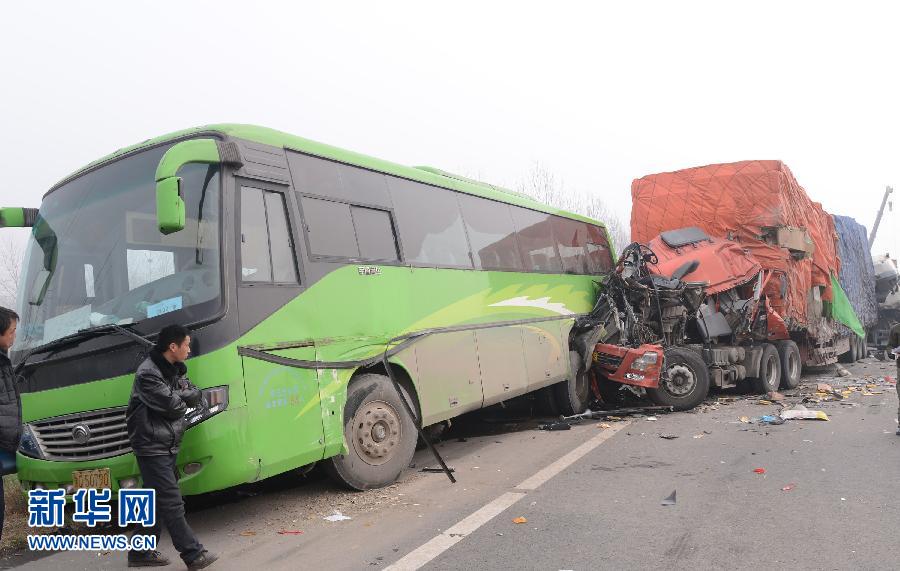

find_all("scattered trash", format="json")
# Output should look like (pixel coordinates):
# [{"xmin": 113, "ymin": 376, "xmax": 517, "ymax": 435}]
[
  {"xmin": 659, "ymin": 434, "xmax": 678, "ymax": 440},
  {"xmin": 693, "ymin": 434, "xmax": 705, "ymax": 439},
  {"xmin": 816, "ymin": 382, "xmax": 834, "ymax": 393},
  {"xmin": 766, "ymin": 391, "xmax": 785, "ymax": 402},
  {"xmin": 781, "ymin": 484, "xmax": 796, "ymax": 492},
  {"xmin": 512, "ymin": 516, "xmax": 528, "ymax": 524},
  {"xmin": 324, "ymin": 510, "xmax": 352, "ymax": 522},
  {"xmin": 780, "ymin": 404, "xmax": 829, "ymax": 421},
  {"xmin": 645, "ymin": 417, "xmax": 658, "ymax": 422},
  {"xmin": 740, "ymin": 416, "xmax": 751, "ymax": 424},
  {"xmin": 760, "ymin": 415, "xmax": 786, "ymax": 425},
  {"xmin": 884, "ymin": 376, "xmax": 895, "ymax": 384},
  {"xmin": 753, "ymin": 468, "xmax": 766, "ymax": 474},
  {"xmin": 240, "ymin": 531, "xmax": 256, "ymax": 537},
  {"xmin": 835, "ymin": 365, "xmax": 852, "ymax": 377},
  {"xmin": 757, "ymin": 400, "xmax": 773, "ymax": 405},
  {"xmin": 597, "ymin": 423, "xmax": 612, "ymax": 429},
  {"xmin": 661, "ymin": 491, "xmax": 676, "ymax": 506},
  {"xmin": 840, "ymin": 497, "xmax": 847, "ymax": 501},
  {"xmin": 278, "ymin": 530, "xmax": 304, "ymax": 535}
]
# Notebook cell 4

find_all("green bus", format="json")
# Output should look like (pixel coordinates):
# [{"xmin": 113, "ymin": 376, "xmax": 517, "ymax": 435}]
[{"xmin": 4, "ymin": 125, "xmax": 614, "ymax": 493}]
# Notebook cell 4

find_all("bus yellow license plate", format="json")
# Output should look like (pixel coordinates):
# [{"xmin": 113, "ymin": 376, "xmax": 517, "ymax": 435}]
[{"xmin": 72, "ymin": 468, "xmax": 111, "ymax": 491}]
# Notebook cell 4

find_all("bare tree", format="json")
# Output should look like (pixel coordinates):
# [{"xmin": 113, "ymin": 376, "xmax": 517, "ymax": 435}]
[
  {"xmin": 0, "ymin": 235, "xmax": 26, "ymax": 310},
  {"xmin": 516, "ymin": 162, "xmax": 629, "ymax": 253}
]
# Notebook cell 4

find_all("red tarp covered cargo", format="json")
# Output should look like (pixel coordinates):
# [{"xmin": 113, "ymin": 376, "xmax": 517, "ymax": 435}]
[{"xmin": 631, "ymin": 160, "xmax": 839, "ymax": 330}]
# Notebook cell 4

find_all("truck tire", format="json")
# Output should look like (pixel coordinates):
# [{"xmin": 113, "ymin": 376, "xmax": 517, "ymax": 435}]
[
  {"xmin": 325, "ymin": 374, "xmax": 418, "ymax": 491},
  {"xmin": 776, "ymin": 340, "xmax": 801, "ymax": 390},
  {"xmin": 553, "ymin": 351, "xmax": 592, "ymax": 416},
  {"xmin": 646, "ymin": 347, "xmax": 710, "ymax": 411},
  {"xmin": 751, "ymin": 343, "xmax": 782, "ymax": 394}
]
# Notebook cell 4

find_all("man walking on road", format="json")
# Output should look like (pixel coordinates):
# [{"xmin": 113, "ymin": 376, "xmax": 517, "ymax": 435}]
[
  {"xmin": 126, "ymin": 325, "xmax": 217, "ymax": 569},
  {"xmin": 0, "ymin": 308, "xmax": 21, "ymax": 542},
  {"xmin": 890, "ymin": 322, "xmax": 900, "ymax": 436}
]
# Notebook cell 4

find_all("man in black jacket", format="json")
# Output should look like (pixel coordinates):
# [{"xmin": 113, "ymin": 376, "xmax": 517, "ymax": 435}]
[
  {"xmin": 126, "ymin": 325, "xmax": 217, "ymax": 569},
  {"xmin": 0, "ymin": 307, "xmax": 21, "ymax": 541}
]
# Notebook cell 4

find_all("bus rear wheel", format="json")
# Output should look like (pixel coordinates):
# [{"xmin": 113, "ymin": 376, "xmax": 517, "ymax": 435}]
[{"xmin": 325, "ymin": 374, "xmax": 417, "ymax": 491}]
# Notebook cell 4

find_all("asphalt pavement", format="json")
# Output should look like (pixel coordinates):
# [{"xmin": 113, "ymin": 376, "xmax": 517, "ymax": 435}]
[{"xmin": 5, "ymin": 358, "xmax": 898, "ymax": 570}]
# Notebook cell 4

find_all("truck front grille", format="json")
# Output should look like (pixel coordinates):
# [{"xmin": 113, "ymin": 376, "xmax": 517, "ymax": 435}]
[
  {"xmin": 30, "ymin": 406, "xmax": 131, "ymax": 461},
  {"xmin": 596, "ymin": 353, "xmax": 624, "ymax": 371}
]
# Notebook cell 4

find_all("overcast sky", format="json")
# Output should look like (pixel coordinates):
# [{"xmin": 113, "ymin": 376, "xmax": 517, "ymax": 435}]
[{"xmin": 2, "ymin": 1, "xmax": 898, "ymax": 255}]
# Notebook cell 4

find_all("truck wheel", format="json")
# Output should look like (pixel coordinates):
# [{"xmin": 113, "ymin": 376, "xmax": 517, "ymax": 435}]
[
  {"xmin": 646, "ymin": 347, "xmax": 710, "ymax": 411},
  {"xmin": 553, "ymin": 351, "xmax": 592, "ymax": 416},
  {"xmin": 325, "ymin": 374, "xmax": 418, "ymax": 491},
  {"xmin": 752, "ymin": 343, "xmax": 782, "ymax": 394},
  {"xmin": 776, "ymin": 340, "xmax": 801, "ymax": 390}
]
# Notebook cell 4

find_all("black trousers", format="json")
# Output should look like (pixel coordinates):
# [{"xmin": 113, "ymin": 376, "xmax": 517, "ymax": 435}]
[
  {"xmin": 0, "ymin": 475, "xmax": 5, "ymax": 541},
  {"xmin": 131, "ymin": 454, "xmax": 204, "ymax": 564}
]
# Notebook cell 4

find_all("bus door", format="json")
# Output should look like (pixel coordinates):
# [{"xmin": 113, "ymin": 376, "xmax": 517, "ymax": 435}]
[
  {"xmin": 241, "ymin": 347, "xmax": 325, "ymax": 478},
  {"xmin": 237, "ymin": 183, "xmax": 324, "ymax": 477}
]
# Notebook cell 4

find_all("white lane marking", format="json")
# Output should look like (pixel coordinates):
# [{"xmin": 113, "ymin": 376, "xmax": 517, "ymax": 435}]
[
  {"xmin": 385, "ymin": 420, "xmax": 630, "ymax": 571},
  {"xmin": 386, "ymin": 492, "xmax": 525, "ymax": 571},
  {"xmin": 516, "ymin": 421, "xmax": 629, "ymax": 490}
]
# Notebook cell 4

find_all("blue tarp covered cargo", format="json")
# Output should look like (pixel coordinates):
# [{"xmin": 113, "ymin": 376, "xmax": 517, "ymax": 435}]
[{"xmin": 833, "ymin": 215, "xmax": 878, "ymax": 330}]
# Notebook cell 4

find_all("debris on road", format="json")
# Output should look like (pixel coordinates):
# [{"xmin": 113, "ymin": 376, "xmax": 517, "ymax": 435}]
[
  {"xmin": 782, "ymin": 484, "xmax": 796, "ymax": 492},
  {"xmin": 240, "ymin": 531, "xmax": 256, "ymax": 537},
  {"xmin": 324, "ymin": 511, "xmax": 352, "ymax": 522},
  {"xmin": 421, "ymin": 467, "xmax": 456, "ymax": 474},
  {"xmin": 512, "ymin": 516, "xmax": 528, "ymax": 524},
  {"xmin": 598, "ymin": 423, "xmax": 612, "ymax": 429},
  {"xmin": 760, "ymin": 415, "xmax": 786, "ymax": 425},
  {"xmin": 645, "ymin": 416, "xmax": 658, "ymax": 422},
  {"xmin": 659, "ymin": 434, "xmax": 678, "ymax": 440},
  {"xmin": 278, "ymin": 530, "xmax": 304, "ymax": 535},
  {"xmin": 661, "ymin": 491, "xmax": 676, "ymax": 506},
  {"xmin": 740, "ymin": 416, "xmax": 751, "ymax": 423},
  {"xmin": 538, "ymin": 422, "xmax": 573, "ymax": 431},
  {"xmin": 780, "ymin": 405, "xmax": 829, "ymax": 421},
  {"xmin": 753, "ymin": 468, "xmax": 766, "ymax": 474}
]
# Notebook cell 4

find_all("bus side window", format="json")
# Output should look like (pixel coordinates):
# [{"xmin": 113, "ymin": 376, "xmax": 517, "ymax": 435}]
[
  {"xmin": 586, "ymin": 225, "xmax": 613, "ymax": 274},
  {"xmin": 240, "ymin": 187, "xmax": 299, "ymax": 284},
  {"xmin": 510, "ymin": 208, "xmax": 562, "ymax": 273},
  {"xmin": 552, "ymin": 217, "xmax": 590, "ymax": 274}
]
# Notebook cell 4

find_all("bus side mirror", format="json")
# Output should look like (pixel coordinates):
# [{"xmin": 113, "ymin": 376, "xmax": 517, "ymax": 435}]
[
  {"xmin": 155, "ymin": 139, "xmax": 223, "ymax": 235},
  {"xmin": 0, "ymin": 207, "xmax": 38, "ymax": 228}
]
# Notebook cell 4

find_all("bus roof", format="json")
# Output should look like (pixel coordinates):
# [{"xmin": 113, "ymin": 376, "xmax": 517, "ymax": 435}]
[{"xmin": 51, "ymin": 124, "xmax": 608, "ymax": 228}]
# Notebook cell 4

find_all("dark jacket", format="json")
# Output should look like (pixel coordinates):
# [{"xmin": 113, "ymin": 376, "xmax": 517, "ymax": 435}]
[
  {"xmin": 126, "ymin": 350, "xmax": 201, "ymax": 457},
  {"xmin": 0, "ymin": 351, "xmax": 22, "ymax": 453}
]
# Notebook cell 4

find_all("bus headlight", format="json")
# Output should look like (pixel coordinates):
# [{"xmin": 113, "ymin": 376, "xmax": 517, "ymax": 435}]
[
  {"xmin": 186, "ymin": 386, "xmax": 229, "ymax": 426},
  {"xmin": 18, "ymin": 425, "xmax": 44, "ymax": 459}
]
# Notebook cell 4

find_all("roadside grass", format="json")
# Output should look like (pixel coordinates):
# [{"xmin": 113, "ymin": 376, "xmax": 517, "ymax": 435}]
[{"xmin": 1, "ymin": 474, "xmax": 31, "ymax": 555}]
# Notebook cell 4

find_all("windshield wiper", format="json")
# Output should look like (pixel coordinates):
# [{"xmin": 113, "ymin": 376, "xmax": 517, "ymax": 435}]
[{"xmin": 14, "ymin": 323, "xmax": 153, "ymax": 374}]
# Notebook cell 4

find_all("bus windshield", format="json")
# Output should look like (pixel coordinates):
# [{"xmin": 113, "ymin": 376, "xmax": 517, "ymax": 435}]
[{"xmin": 15, "ymin": 143, "xmax": 222, "ymax": 351}]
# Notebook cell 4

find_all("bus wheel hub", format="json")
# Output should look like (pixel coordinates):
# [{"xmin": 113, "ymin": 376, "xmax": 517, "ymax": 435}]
[{"xmin": 353, "ymin": 401, "xmax": 401, "ymax": 465}]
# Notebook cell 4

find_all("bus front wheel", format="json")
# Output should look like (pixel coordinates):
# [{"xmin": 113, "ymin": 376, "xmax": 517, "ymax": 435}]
[
  {"xmin": 325, "ymin": 374, "xmax": 418, "ymax": 491},
  {"xmin": 553, "ymin": 351, "xmax": 592, "ymax": 416}
]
